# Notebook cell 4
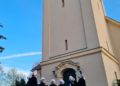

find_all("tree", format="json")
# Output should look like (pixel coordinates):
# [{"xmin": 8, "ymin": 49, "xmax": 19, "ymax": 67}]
[
  {"xmin": 0, "ymin": 63, "xmax": 10, "ymax": 86},
  {"xmin": 20, "ymin": 79, "xmax": 26, "ymax": 86},
  {"xmin": 0, "ymin": 24, "xmax": 3, "ymax": 28},
  {"xmin": 6, "ymin": 68, "xmax": 27, "ymax": 86},
  {"xmin": 0, "ymin": 63, "xmax": 4, "ymax": 85},
  {"xmin": 15, "ymin": 79, "xmax": 26, "ymax": 86},
  {"xmin": 0, "ymin": 63, "xmax": 27, "ymax": 86},
  {"xmin": 0, "ymin": 24, "xmax": 6, "ymax": 53},
  {"xmin": 0, "ymin": 63, "xmax": 6, "ymax": 85},
  {"xmin": 15, "ymin": 80, "xmax": 21, "ymax": 86}
]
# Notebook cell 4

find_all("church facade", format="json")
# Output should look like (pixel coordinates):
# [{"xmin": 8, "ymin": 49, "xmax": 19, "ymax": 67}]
[{"xmin": 32, "ymin": 0, "xmax": 120, "ymax": 86}]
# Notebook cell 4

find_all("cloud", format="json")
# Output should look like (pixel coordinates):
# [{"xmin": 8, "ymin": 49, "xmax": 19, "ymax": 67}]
[
  {"xmin": 2, "ymin": 65, "xmax": 30, "ymax": 77},
  {"xmin": 0, "ymin": 51, "xmax": 42, "ymax": 60},
  {"xmin": 17, "ymin": 69, "xmax": 31, "ymax": 77}
]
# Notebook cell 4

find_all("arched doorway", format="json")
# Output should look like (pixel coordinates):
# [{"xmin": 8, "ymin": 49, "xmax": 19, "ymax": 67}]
[{"xmin": 63, "ymin": 68, "xmax": 76, "ymax": 86}]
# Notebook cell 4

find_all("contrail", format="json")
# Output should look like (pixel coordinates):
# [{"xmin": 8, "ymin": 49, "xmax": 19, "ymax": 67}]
[{"xmin": 0, "ymin": 51, "xmax": 42, "ymax": 60}]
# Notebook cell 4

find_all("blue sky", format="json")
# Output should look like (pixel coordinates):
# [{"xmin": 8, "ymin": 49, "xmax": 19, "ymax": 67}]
[
  {"xmin": 103, "ymin": 0, "xmax": 120, "ymax": 21},
  {"xmin": 0, "ymin": 0, "xmax": 42, "ymax": 73},
  {"xmin": 0, "ymin": 0, "xmax": 120, "ymax": 74}
]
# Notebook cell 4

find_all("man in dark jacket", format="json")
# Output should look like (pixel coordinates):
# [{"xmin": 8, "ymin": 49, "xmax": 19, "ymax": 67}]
[
  {"xmin": 26, "ymin": 77, "xmax": 31, "ymax": 86},
  {"xmin": 77, "ymin": 72, "xmax": 86, "ymax": 86},
  {"xmin": 26, "ymin": 74, "xmax": 38, "ymax": 86}
]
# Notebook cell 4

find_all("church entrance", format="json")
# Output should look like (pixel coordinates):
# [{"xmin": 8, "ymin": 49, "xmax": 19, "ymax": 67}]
[{"xmin": 63, "ymin": 68, "xmax": 76, "ymax": 86}]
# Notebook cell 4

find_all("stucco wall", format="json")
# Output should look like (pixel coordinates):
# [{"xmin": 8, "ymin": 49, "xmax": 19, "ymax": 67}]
[
  {"xmin": 41, "ymin": 1, "xmax": 120, "ymax": 86},
  {"xmin": 41, "ymin": 52, "xmax": 108, "ymax": 86},
  {"xmin": 42, "ymin": 0, "xmax": 99, "ymax": 61},
  {"xmin": 107, "ymin": 20, "xmax": 120, "ymax": 61},
  {"xmin": 91, "ymin": 0, "xmax": 114, "ymax": 55},
  {"xmin": 102, "ymin": 53, "xmax": 120, "ymax": 86}
]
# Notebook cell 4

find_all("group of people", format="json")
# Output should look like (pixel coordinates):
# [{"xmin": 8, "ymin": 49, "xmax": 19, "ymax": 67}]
[{"xmin": 26, "ymin": 74, "xmax": 86, "ymax": 86}]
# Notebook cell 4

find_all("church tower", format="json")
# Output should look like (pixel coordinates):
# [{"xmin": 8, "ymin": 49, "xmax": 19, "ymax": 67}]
[{"xmin": 38, "ymin": 0, "xmax": 120, "ymax": 86}]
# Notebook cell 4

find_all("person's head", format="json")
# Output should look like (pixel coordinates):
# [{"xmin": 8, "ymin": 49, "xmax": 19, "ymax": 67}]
[
  {"xmin": 32, "ymin": 74, "xmax": 35, "ymax": 77},
  {"xmin": 59, "ymin": 79, "xmax": 65, "ymax": 85},
  {"xmin": 69, "ymin": 76, "xmax": 75, "ymax": 81},
  {"xmin": 41, "ymin": 77, "xmax": 45, "ymax": 82},
  {"xmin": 33, "ymin": 70, "xmax": 37, "ymax": 76},
  {"xmin": 51, "ymin": 79, "xmax": 56, "ymax": 84}
]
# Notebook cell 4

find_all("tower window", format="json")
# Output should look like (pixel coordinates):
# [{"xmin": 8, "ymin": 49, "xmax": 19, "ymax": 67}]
[
  {"xmin": 65, "ymin": 40, "xmax": 68, "ymax": 50},
  {"xmin": 62, "ymin": 0, "xmax": 65, "ymax": 7}
]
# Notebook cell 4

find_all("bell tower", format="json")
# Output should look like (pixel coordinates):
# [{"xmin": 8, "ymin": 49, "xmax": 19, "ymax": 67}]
[
  {"xmin": 39, "ymin": 0, "xmax": 120, "ymax": 86},
  {"xmin": 42, "ymin": 0, "xmax": 99, "ymax": 61}
]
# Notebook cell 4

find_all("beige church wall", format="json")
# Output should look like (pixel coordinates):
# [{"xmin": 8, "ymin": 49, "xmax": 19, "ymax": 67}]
[
  {"xmin": 40, "ymin": 0, "xmax": 120, "ymax": 86},
  {"xmin": 42, "ymin": 0, "xmax": 87, "ymax": 58},
  {"xmin": 106, "ymin": 20, "xmax": 120, "ymax": 61},
  {"xmin": 49, "ymin": 0, "xmax": 87, "ymax": 56},
  {"xmin": 41, "ymin": 52, "xmax": 108, "ymax": 86},
  {"xmin": 41, "ymin": 63, "xmax": 59, "ymax": 85},
  {"xmin": 102, "ymin": 53, "xmax": 120, "ymax": 86},
  {"xmin": 91, "ymin": 0, "xmax": 114, "ymax": 55},
  {"xmin": 78, "ymin": 0, "xmax": 100, "ymax": 49},
  {"xmin": 42, "ymin": 0, "xmax": 51, "ymax": 61},
  {"xmin": 42, "ymin": 0, "xmax": 100, "ymax": 61},
  {"xmin": 73, "ymin": 53, "xmax": 108, "ymax": 86}
]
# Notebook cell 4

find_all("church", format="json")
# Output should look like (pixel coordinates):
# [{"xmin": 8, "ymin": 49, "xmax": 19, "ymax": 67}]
[{"xmin": 32, "ymin": 0, "xmax": 120, "ymax": 86}]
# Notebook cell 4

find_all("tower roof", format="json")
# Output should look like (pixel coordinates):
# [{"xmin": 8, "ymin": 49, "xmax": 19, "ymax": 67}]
[{"xmin": 105, "ymin": 16, "xmax": 120, "ymax": 27}]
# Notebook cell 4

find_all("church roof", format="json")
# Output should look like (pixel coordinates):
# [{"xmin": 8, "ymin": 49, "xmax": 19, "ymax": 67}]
[
  {"xmin": 31, "ymin": 63, "xmax": 41, "ymax": 72},
  {"xmin": 105, "ymin": 16, "xmax": 120, "ymax": 27}
]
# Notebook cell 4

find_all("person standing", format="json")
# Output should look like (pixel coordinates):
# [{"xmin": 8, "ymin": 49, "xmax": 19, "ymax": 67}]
[
  {"xmin": 28, "ymin": 74, "xmax": 38, "ymax": 86},
  {"xmin": 26, "ymin": 77, "xmax": 31, "ymax": 86},
  {"xmin": 50, "ymin": 79, "xmax": 57, "ymax": 86},
  {"xmin": 69, "ymin": 76, "xmax": 77, "ymax": 86},
  {"xmin": 39, "ymin": 77, "xmax": 46, "ymax": 86},
  {"xmin": 58, "ymin": 79, "xmax": 65, "ymax": 86},
  {"xmin": 77, "ymin": 73, "xmax": 86, "ymax": 86}
]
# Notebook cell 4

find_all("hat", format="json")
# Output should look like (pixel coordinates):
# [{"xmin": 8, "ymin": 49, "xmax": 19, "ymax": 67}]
[
  {"xmin": 59, "ymin": 79, "xmax": 65, "ymax": 84},
  {"xmin": 41, "ymin": 77, "xmax": 45, "ymax": 80},
  {"xmin": 51, "ymin": 79, "xmax": 56, "ymax": 84},
  {"xmin": 69, "ymin": 76, "xmax": 75, "ymax": 81}
]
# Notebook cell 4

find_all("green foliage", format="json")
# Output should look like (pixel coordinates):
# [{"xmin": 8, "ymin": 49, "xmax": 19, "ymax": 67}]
[
  {"xmin": 0, "ymin": 24, "xmax": 6, "ymax": 53},
  {"xmin": 15, "ymin": 79, "xmax": 26, "ymax": 86},
  {"xmin": 20, "ymin": 79, "xmax": 26, "ymax": 86},
  {"xmin": 7, "ymin": 68, "xmax": 27, "ymax": 86},
  {"xmin": 15, "ymin": 80, "xmax": 21, "ymax": 86}
]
